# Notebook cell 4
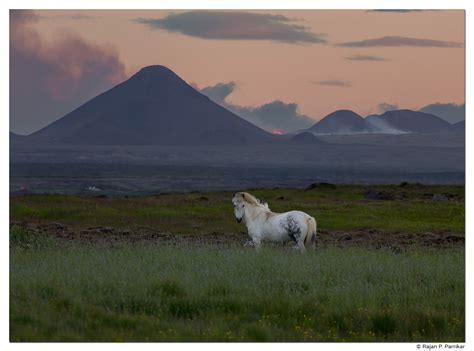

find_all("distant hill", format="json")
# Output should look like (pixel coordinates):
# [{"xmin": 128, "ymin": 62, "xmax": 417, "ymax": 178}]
[
  {"xmin": 371, "ymin": 109, "xmax": 451, "ymax": 133},
  {"xmin": 419, "ymin": 103, "xmax": 465, "ymax": 124},
  {"xmin": 10, "ymin": 132, "xmax": 27, "ymax": 144},
  {"xmin": 365, "ymin": 114, "xmax": 406, "ymax": 134},
  {"xmin": 306, "ymin": 109, "xmax": 455, "ymax": 135},
  {"xmin": 451, "ymin": 120, "xmax": 465, "ymax": 134},
  {"xmin": 29, "ymin": 65, "xmax": 275, "ymax": 145},
  {"xmin": 308, "ymin": 110, "xmax": 372, "ymax": 134},
  {"xmin": 289, "ymin": 132, "xmax": 326, "ymax": 145}
]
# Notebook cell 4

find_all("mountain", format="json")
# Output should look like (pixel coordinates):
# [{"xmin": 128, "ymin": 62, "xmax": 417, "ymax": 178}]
[
  {"xmin": 371, "ymin": 109, "xmax": 451, "ymax": 133},
  {"xmin": 365, "ymin": 114, "xmax": 406, "ymax": 134},
  {"xmin": 451, "ymin": 120, "xmax": 465, "ymax": 134},
  {"xmin": 419, "ymin": 103, "xmax": 465, "ymax": 124},
  {"xmin": 29, "ymin": 65, "xmax": 275, "ymax": 145},
  {"xmin": 308, "ymin": 110, "xmax": 372, "ymax": 134},
  {"xmin": 306, "ymin": 109, "xmax": 455, "ymax": 135},
  {"xmin": 289, "ymin": 132, "xmax": 326, "ymax": 145},
  {"xmin": 10, "ymin": 132, "xmax": 27, "ymax": 144}
]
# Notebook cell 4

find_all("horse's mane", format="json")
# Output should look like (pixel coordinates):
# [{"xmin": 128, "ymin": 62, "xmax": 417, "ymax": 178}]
[{"xmin": 241, "ymin": 192, "xmax": 270, "ymax": 210}]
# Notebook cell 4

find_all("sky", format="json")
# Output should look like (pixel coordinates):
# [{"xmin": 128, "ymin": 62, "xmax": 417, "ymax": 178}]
[{"xmin": 10, "ymin": 9, "xmax": 465, "ymax": 134}]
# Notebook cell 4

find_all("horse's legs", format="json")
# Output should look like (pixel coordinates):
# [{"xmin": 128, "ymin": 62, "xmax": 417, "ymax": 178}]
[
  {"xmin": 243, "ymin": 240, "xmax": 254, "ymax": 247},
  {"xmin": 253, "ymin": 237, "xmax": 262, "ymax": 251},
  {"xmin": 297, "ymin": 240, "xmax": 306, "ymax": 254}
]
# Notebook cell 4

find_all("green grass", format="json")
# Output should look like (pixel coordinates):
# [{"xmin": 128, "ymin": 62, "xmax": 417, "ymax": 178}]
[
  {"xmin": 10, "ymin": 226, "xmax": 58, "ymax": 250},
  {"xmin": 9, "ymin": 185, "xmax": 465, "ymax": 341},
  {"xmin": 10, "ymin": 184, "xmax": 465, "ymax": 234},
  {"xmin": 10, "ymin": 243, "xmax": 464, "ymax": 342}
]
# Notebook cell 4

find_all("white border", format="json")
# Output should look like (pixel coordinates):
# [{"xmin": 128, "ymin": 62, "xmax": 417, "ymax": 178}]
[
  {"xmin": 2, "ymin": 1, "xmax": 470, "ymax": 350},
  {"xmin": 2, "ymin": 0, "xmax": 472, "ymax": 10}
]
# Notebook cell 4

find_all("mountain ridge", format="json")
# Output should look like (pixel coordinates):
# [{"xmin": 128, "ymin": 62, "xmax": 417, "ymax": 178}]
[
  {"xmin": 13, "ymin": 65, "xmax": 463, "ymax": 144},
  {"xmin": 306, "ymin": 109, "xmax": 457, "ymax": 135}
]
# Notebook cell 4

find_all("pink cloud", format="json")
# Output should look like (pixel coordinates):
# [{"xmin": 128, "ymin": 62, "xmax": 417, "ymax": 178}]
[{"xmin": 10, "ymin": 10, "xmax": 126, "ymax": 134}]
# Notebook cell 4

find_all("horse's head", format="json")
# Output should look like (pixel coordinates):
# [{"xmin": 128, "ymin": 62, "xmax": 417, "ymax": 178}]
[
  {"xmin": 232, "ymin": 192, "xmax": 269, "ymax": 223},
  {"xmin": 232, "ymin": 192, "xmax": 246, "ymax": 223}
]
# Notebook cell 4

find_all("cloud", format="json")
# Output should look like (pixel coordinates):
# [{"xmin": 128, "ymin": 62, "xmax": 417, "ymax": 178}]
[
  {"xmin": 419, "ymin": 102, "xmax": 465, "ymax": 123},
  {"xmin": 39, "ymin": 13, "xmax": 97, "ymax": 21},
  {"xmin": 232, "ymin": 101, "xmax": 316, "ymax": 133},
  {"xmin": 346, "ymin": 54, "xmax": 387, "ymax": 61},
  {"xmin": 315, "ymin": 80, "xmax": 352, "ymax": 87},
  {"xmin": 199, "ymin": 81, "xmax": 315, "ymax": 132},
  {"xmin": 200, "ymin": 81, "xmax": 236, "ymax": 103},
  {"xmin": 366, "ymin": 9, "xmax": 433, "ymax": 13},
  {"xmin": 376, "ymin": 102, "xmax": 399, "ymax": 113},
  {"xmin": 338, "ymin": 36, "xmax": 463, "ymax": 48},
  {"xmin": 133, "ymin": 11, "xmax": 327, "ymax": 44},
  {"xmin": 10, "ymin": 10, "xmax": 126, "ymax": 135}
]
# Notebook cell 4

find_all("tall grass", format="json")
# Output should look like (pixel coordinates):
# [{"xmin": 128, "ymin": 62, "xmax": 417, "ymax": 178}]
[
  {"xmin": 10, "ymin": 186, "xmax": 465, "ymax": 341},
  {"xmin": 10, "ymin": 244, "xmax": 464, "ymax": 342}
]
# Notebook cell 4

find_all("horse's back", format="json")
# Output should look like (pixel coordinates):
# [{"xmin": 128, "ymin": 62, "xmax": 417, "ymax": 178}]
[
  {"xmin": 267, "ymin": 210, "xmax": 312, "ymax": 234},
  {"xmin": 281, "ymin": 210, "xmax": 312, "ymax": 221}
]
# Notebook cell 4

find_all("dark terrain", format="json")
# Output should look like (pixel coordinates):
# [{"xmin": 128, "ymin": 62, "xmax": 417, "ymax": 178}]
[
  {"xmin": 11, "ymin": 221, "xmax": 465, "ymax": 250},
  {"xmin": 10, "ymin": 65, "xmax": 465, "ymax": 194}
]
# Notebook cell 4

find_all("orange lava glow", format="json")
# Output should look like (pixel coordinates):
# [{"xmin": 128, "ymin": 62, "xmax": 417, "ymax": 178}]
[{"xmin": 270, "ymin": 128, "xmax": 285, "ymax": 135}]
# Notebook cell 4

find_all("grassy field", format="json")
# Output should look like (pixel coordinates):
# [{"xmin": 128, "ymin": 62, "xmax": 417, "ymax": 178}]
[
  {"xmin": 10, "ymin": 184, "xmax": 465, "ymax": 234},
  {"xmin": 10, "ymin": 238, "xmax": 464, "ymax": 342},
  {"xmin": 9, "ymin": 184, "xmax": 465, "ymax": 342}
]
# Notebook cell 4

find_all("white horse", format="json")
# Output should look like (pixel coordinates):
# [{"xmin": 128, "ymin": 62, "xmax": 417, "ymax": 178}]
[{"xmin": 232, "ymin": 192, "xmax": 317, "ymax": 252}]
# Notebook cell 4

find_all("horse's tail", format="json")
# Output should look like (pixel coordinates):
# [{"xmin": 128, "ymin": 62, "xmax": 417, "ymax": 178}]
[{"xmin": 304, "ymin": 216, "xmax": 317, "ymax": 248}]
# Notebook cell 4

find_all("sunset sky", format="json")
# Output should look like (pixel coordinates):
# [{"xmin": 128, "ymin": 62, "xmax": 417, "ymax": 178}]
[{"xmin": 10, "ymin": 9, "xmax": 465, "ymax": 134}]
